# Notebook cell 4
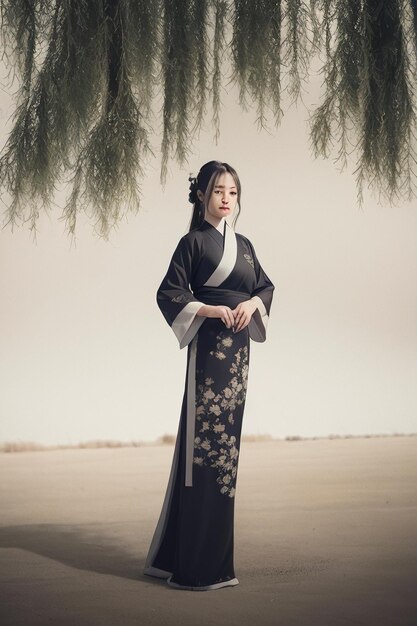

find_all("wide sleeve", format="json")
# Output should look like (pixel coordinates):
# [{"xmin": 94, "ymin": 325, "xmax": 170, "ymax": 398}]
[
  {"xmin": 246, "ymin": 238, "xmax": 275, "ymax": 342},
  {"xmin": 156, "ymin": 235, "xmax": 206, "ymax": 349}
]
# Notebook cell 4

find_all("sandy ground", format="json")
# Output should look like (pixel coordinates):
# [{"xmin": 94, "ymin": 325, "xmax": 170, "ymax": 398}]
[{"xmin": 0, "ymin": 436, "xmax": 416, "ymax": 626}]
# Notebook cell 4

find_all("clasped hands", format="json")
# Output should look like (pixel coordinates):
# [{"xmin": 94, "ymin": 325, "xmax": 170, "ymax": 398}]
[{"xmin": 199, "ymin": 299, "xmax": 259, "ymax": 333}]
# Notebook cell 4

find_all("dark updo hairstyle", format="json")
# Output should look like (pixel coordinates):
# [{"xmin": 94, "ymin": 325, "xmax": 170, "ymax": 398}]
[{"xmin": 188, "ymin": 160, "xmax": 241, "ymax": 232}]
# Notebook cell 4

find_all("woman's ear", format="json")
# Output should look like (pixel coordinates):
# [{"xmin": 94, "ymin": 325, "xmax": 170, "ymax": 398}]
[{"xmin": 197, "ymin": 190, "xmax": 204, "ymax": 203}]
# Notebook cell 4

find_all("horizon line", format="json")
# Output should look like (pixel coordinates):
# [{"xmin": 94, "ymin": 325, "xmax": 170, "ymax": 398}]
[{"xmin": 1, "ymin": 432, "xmax": 417, "ymax": 453}]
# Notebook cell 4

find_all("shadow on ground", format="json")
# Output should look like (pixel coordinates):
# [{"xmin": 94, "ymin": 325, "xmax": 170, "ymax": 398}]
[{"xmin": 0, "ymin": 524, "xmax": 155, "ymax": 582}]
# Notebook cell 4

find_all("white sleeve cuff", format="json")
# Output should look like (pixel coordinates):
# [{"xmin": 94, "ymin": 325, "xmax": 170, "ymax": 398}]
[
  {"xmin": 172, "ymin": 301, "xmax": 206, "ymax": 349},
  {"xmin": 251, "ymin": 295, "xmax": 267, "ymax": 316}
]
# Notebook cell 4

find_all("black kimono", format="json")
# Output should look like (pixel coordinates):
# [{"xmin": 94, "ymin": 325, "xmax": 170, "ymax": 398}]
[{"xmin": 143, "ymin": 218, "xmax": 274, "ymax": 590}]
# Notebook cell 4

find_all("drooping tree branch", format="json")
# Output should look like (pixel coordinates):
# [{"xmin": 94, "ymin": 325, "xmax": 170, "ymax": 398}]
[
  {"xmin": 160, "ymin": 0, "xmax": 216, "ymax": 185},
  {"xmin": 61, "ymin": 0, "xmax": 153, "ymax": 238},
  {"xmin": 310, "ymin": 0, "xmax": 417, "ymax": 204},
  {"xmin": 0, "ymin": 0, "xmax": 109, "ymax": 235},
  {"xmin": 411, "ymin": 0, "xmax": 417, "ymax": 53},
  {"xmin": 310, "ymin": 1, "xmax": 365, "ymax": 166},
  {"xmin": 211, "ymin": 0, "xmax": 229, "ymax": 142},
  {"xmin": 230, "ymin": 0, "xmax": 283, "ymax": 129},
  {"xmin": 358, "ymin": 0, "xmax": 416, "ymax": 203},
  {"xmin": 0, "ymin": 0, "xmax": 416, "ymax": 240}
]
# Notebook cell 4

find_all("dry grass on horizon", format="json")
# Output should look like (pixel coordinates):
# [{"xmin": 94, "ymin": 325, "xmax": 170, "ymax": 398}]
[{"xmin": 1, "ymin": 432, "xmax": 416, "ymax": 453}]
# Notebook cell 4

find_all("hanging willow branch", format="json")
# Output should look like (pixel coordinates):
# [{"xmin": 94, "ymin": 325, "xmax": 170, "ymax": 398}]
[
  {"xmin": 62, "ymin": 0, "xmax": 153, "ymax": 237},
  {"xmin": 1, "ymin": 0, "xmax": 109, "ymax": 234},
  {"xmin": 211, "ymin": 0, "xmax": 229, "ymax": 142},
  {"xmin": 411, "ymin": 0, "xmax": 417, "ymax": 55},
  {"xmin": 0, "ymin": 0, "xmax": 416, "ymax": 240},
  {"xmin": 230, "ymin": 0, "xmax": 284, "ymax": 129},
  {"xmin": 159, "ymin": 0, "xmax": 212, "ymax": 186},
  {"xmin": 310, "ymin": 0, "xmax": 417, "ymax": 203}
]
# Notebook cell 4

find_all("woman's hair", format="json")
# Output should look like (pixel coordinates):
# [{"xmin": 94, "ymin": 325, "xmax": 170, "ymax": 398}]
[{"xmin": 188, "ymin": 160, "xmax": 241, "ymax": 232}]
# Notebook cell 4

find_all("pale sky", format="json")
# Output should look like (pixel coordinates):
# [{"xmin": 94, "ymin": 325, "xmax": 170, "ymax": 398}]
[{"xmin": 1, "ymin": 58, "xmax": 417, "ymax": 445}]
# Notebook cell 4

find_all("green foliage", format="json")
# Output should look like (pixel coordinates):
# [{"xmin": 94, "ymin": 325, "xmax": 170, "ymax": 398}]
[
  {"xmin": 230, "ymin": 0, "xmax": 284, "ymax": 128},
  {"xmin": 0, "ymin": 0, "xmax": 416, "ymax": 240},
  {"xmin": 159, "ymin": 0, "xmax": 212, "ymax": 185},
  {"xmin": 211, "ymin": 0, "xmax": 229, "ymax": 142},
  {"xmin": 310, "ymin": 0, "xmax": 417, "ymax": 204}
]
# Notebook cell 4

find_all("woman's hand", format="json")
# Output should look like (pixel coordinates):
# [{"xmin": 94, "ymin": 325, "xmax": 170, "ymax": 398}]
[
  {"xmin": 197, "ymin": 304, "xmax": 236, "ymax": 329},
  {"xmin": 231, "ymin": 299, "xmax": 258, "ymax": 332}
]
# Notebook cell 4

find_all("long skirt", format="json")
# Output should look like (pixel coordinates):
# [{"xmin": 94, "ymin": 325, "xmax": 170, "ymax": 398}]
[{"xmin": 144, "ymin": 317, "xmax": 250, "ymax": 589}]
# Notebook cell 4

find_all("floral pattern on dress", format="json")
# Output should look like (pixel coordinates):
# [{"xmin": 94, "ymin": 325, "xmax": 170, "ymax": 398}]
[
  {"xmin": 243, "ymin": 253, "xmax": 254, "ymax": 268},
  {"xmin": 209, "ymin": 334, "xmax": 234, "ymax": 361},
  {"xmin": 171, "ymin": 293, "xmax": 194, "ymax": 303},
  {"xmin": 193, "ymin": 333, "xmax": 249, "ymax": 498}
]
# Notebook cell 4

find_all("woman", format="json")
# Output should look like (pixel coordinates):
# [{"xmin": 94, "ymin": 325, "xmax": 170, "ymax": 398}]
[{"xmin": 143, "ymin": 160, "xmax": 274, "ymax": 591}]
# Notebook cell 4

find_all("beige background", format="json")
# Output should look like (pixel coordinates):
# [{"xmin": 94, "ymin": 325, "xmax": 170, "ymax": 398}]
[{"xmin": 1, "ymin": 60, "xmax": 416, "ymax": 446}]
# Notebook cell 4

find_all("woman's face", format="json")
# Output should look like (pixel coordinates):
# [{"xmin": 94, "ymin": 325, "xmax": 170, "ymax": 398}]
[{"xmin": 200, "ymin": 172, "xmax": 239, "ymax": 221}]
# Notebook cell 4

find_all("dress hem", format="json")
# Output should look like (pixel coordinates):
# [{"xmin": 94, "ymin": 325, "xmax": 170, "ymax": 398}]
[{"xmin": 167, "ymin": 575, "xmax": 239, "ymax": 591}]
